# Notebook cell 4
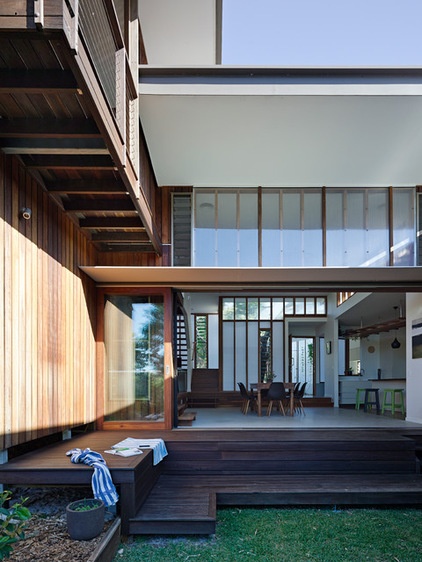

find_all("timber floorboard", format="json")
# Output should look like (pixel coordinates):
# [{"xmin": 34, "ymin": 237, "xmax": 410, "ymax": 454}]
[{"xmin": 131, "ymin": 473, "xmax": 422, "ymax": 535}]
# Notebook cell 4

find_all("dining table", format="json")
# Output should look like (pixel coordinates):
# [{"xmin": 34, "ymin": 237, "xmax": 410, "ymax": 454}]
[{"xmin": 250, "ymin": 381, "xmax": 296, "ymax": 416}]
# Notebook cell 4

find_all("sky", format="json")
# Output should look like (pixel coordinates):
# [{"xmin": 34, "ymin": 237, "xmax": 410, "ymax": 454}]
[{"xmin": 222, "ymin": 0, "xmax": 422, "ymax": 66}]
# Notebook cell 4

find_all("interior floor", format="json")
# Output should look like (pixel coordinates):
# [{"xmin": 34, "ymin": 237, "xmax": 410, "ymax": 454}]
[{"xmin": 179, "ymin": 406, "xmax": 422, "ymax": 430}]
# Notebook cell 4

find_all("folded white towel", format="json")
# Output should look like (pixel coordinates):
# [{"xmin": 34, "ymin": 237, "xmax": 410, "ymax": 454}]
[{"xmin": 110, "ymin": 437, "xmax": 168, "ymax": 465}]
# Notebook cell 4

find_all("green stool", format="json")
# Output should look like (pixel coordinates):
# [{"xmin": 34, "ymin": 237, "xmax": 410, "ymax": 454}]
[
  {"xmin": 381, "ymin": 389, "xmax": 405, "ymax": 415},
  {"xmin": 355, "ymin": 388, "xmax": 367, "ymax": 410}
]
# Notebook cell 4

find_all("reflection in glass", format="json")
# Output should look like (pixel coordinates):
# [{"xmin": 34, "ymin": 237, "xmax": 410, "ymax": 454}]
[
  {"xmin": 222, "ymin": 297, "xmax": 235, "ymax": 320},
  {"xmin": 260, "ymin": 328, "xmax": 271, "ymax": 381},
  {"xmin": 393, "ymin": 188, "xmax": 415, "ymax": 266},
  {"xmin": 104, "ymin": 295, "xmax": 164, "ymax": 422}
]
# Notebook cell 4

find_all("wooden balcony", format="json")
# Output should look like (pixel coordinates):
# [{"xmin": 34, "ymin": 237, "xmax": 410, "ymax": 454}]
[{"xmin": 0, "ymin": 0, "xmax": 161, "ymax": 254}]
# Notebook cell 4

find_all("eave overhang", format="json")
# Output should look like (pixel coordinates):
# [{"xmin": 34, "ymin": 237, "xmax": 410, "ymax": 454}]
[
  {"xmin": 80, "ymin": 266, "xmax": 422, "ymax": 291},
  {"xmin": 139, "ymin": 66, "xmax": 422, "ymax": 188}
]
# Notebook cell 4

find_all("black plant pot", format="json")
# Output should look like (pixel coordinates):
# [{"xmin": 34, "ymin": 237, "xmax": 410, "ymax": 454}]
[{"xmin": 66, "ymin": 498, "xmax": 105, "ymax": 540}]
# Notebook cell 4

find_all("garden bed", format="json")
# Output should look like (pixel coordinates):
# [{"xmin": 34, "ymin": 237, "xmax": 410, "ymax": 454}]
[{"xmin": 7, "ymin": 487, "xmax": 121, "ymax": 562}]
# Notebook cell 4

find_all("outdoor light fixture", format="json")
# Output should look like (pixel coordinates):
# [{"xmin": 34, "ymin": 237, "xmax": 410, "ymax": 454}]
[{"xmin": 19, "ymin": 207, "xmax": 32, "ymax": 220}]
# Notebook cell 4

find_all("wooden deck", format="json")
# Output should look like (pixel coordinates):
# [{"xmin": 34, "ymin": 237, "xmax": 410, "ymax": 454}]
[{"xmin": 1, "ymin": 428, "xmax": 422, "ymax": 536}]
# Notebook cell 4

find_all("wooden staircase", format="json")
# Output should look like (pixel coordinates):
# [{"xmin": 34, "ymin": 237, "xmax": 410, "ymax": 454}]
[{"xmin": 128, "ymin": 429, "xmax": 422, "ymax": 535}]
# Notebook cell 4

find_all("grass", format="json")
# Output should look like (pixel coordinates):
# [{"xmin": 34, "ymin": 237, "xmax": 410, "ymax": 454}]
[{"xmin": 113, "ymin": 507, "xmax": 422, "ymax": 562}]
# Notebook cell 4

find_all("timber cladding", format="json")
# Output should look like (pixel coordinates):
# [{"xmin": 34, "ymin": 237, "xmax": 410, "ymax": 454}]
[{"xmin": 0, "ymin": 153, "xmax": 98, "ymax": 450}]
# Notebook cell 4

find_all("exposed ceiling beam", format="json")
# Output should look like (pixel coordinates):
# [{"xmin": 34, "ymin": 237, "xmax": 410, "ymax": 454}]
[
  {"xmin": 21, "ymin": 154, "xmax": 116, "ymax": 169},
  {"xmin": 92, "ymin": 232, "xmax": 150, "ymax": 242},
  {"xmin": 79, "ymin": 217, "xmax": 145, "ymax": 229},
  {"xmin": 0, "ymin": 137, "xmax": 108, "ymax": 154},
  {"xmin": 64, "ymin": 199, "xmax": 136, "ymax": 212},
  {"xmin": 45, "ymin": 179, "xmax": 127, "ymax": 194},
  {"xmin": 341, "ymin": 318, "xmax": 406, "ymax": 338},
  {"xmin": 99, "ymin": 244, "xmax": 156, "ymax": 252},
  {"xmin": 0, "ymin": 119, "xmax": 101, "ymax": 138},
  {"xmin": 0, "ymin": 70, "xmax": 78, "ymax": 93}
]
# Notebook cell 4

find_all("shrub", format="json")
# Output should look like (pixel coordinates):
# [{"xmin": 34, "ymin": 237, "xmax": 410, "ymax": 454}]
[{"xmin": 0, "ymin": 491, "xmax": 31, "ymax": 560}]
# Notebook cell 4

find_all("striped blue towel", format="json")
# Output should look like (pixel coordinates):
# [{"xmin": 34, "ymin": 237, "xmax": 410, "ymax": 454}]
[{"xmin": 66, "ymin": 448, "xmax": 119, "ymax": 507}]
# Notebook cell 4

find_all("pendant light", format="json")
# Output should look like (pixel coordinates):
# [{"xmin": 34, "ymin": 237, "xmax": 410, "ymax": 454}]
[
  {"xmin": 391, "ymin": 337, "xmax": 401, "ymax": 349},
  {"xmin": 391, "ymin": 306, "xmax": 401, "ymax": 349}
]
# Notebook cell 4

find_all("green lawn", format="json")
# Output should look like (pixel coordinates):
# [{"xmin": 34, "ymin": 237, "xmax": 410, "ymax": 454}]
[{"xmin": 113, "ymin": 507, "xmax": 422, "ymax": 562}]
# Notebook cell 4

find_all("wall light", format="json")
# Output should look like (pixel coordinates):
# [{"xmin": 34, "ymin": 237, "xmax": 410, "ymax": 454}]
[{"xmin": 19, "ymin": 207, "xmax": 32, "ymax": 220}]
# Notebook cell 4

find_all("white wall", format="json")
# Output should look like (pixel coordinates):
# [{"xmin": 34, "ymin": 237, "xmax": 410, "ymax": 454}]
[{"xmin": 406, "ymin": 293, "xmax": 422, "ymax": 423}]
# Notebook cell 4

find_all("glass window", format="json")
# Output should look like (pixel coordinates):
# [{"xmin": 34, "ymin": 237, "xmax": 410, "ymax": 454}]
[
  {"xmin": 305, "ymin": 298, "xmax": 315, "ymax": 315},
  {"xmin": 222, "ymin": 297, "xmax": 235, "ymax": 320},
  {"xmin": 260, "ymin": 298, "xmax": 271, "ymax": 320},
  {"xmin": 365, "ymin": 189, "xmax": 389, "ymax": 266},
  {"xmin": 104, "ymin": 295, "xmax": 164, "ymax": 423},
  {"xmin": 217, "ymin": 192, "xmax": 237, "ymax": 266},
  {"xmin": 303, "ymin": 191, "xmax": 322, "ymax": 266},
  {"xmin": 272, "ymin": 298, "xmax": 284, "ymax": 320},
  {"xmin": 295, "ymin": 298, "xmax": 305, "ymax": 315},
  {"xmin": 393, "ymin": 188, "xmax": 415, "ymax": 265},
  {"xmin": 326, "ymin": 191, "xmax": 345, "ymax": 265},
  {"xmin": 262, "ymin": 191, "xmax": 281, "ymax": 266},
  {"xmin": 239, "ymin": 192, "xmax": 258, "ymax": 266},
  {"xmin": 235, "ymin": 298, "xmax": 247, "ymax": 320},
  {"xmin": 194, "ymin": 191, "xmax": 215, "ymax": 266},
  {"xmin": 281, "ymin": 191, "xmax": 301, "ymax": 266},
  {"xmin": 316, "ymin": 297, "xmax": 326, "ymax": 314},
  {"xmin": 284, "ymin": 298, "xmax": 294, "ymax": 315},
  {"xmin": 194, "ymin": 315, "xmax": 208, "ymax": 368},
  {"xmin": 192, "ymin": 187, "xmax": 415, "ymax": 268},
  {"xmin": 248, "ymin": 298, "xmax": 259, "ymax": 320}
]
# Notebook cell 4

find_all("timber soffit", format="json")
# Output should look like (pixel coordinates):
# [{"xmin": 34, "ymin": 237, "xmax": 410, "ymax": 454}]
[{"xmin": 0, "ymin": 8, "xmax": 160, "ymax": 255}]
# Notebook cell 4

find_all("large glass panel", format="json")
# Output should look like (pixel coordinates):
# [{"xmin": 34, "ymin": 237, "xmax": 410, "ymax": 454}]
[
  {"xmin": 281, "ymin": 191, "xmax": 301, "ymax": 266},
  {"xmin": 194, "ymin": 315, "xmax": 208, "ymax": 368},
  {"xmin": 235, "ymin": 322, "xmax": 247, "ymax": 385},
  {"xmin": 262, "ymin": 191, "xmax": 281, "ymax": 266},
  {"xmin": 326, "ymin": 191, "xmax": 345, "ymax": 265},
  {"xmin": 345, "ymin": 191, "xmax": 365, "ymax": 266},
  {"xmin": 194, "ymin": 191, "xmax": 215, "ymax": 266},
  {"xmin": 217, "ymin": 192, "xmax": 237, "ymax": 266},
  {"xmin": 247, "ymin": 322, "xmax": 259, "ymax": 383},
  {"xmin": 222, "ymin": 322, "xmax": 234, "ymax": 391},
  {"xmin": 303, "ymin": 191, "xmax": 323, "ymax": 265},
  {"xmin": 259, "ymin": 328, "xmax": 272, "ymax": 381},
  {"xmin": 104, "ymin": 295, "xmax": 164, "ymax": 422},
  {"xmin": 393, "ymin": 188, "xmax": 415, "ymax": 265},
  {"xmin": 239, "ymin": 192, "xmax": 258, "ymax": 266},
  {"xmin": 365, "ymin": 189, "xmax": 389, "ymax": 266}
]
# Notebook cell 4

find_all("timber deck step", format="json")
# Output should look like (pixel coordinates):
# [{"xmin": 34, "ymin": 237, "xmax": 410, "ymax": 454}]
[{"xmin": 130, "ymin": 472, "xmax": 422, "ymax": 535}]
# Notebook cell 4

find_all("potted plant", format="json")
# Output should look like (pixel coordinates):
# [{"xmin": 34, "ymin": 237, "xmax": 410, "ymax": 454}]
[
  {"xmin": 263, "ymin": 371, "xmax": 276, "ymax": 383},
  {"xmin": 66, "ymin": 498, "xmax": 105, "ymax": 541}
]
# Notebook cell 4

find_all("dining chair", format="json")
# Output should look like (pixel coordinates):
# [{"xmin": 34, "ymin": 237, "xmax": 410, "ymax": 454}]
[
  {"xmin": 237, "ymin": 382, "xmax": 256, "ymax": 415},
  {"xmin": 266, "ymin": 382, "xmax": 288, "ymax": 416},
  {"xmin": 294, "ymin": 382, "xmax": 307, "ymax": 415}
]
